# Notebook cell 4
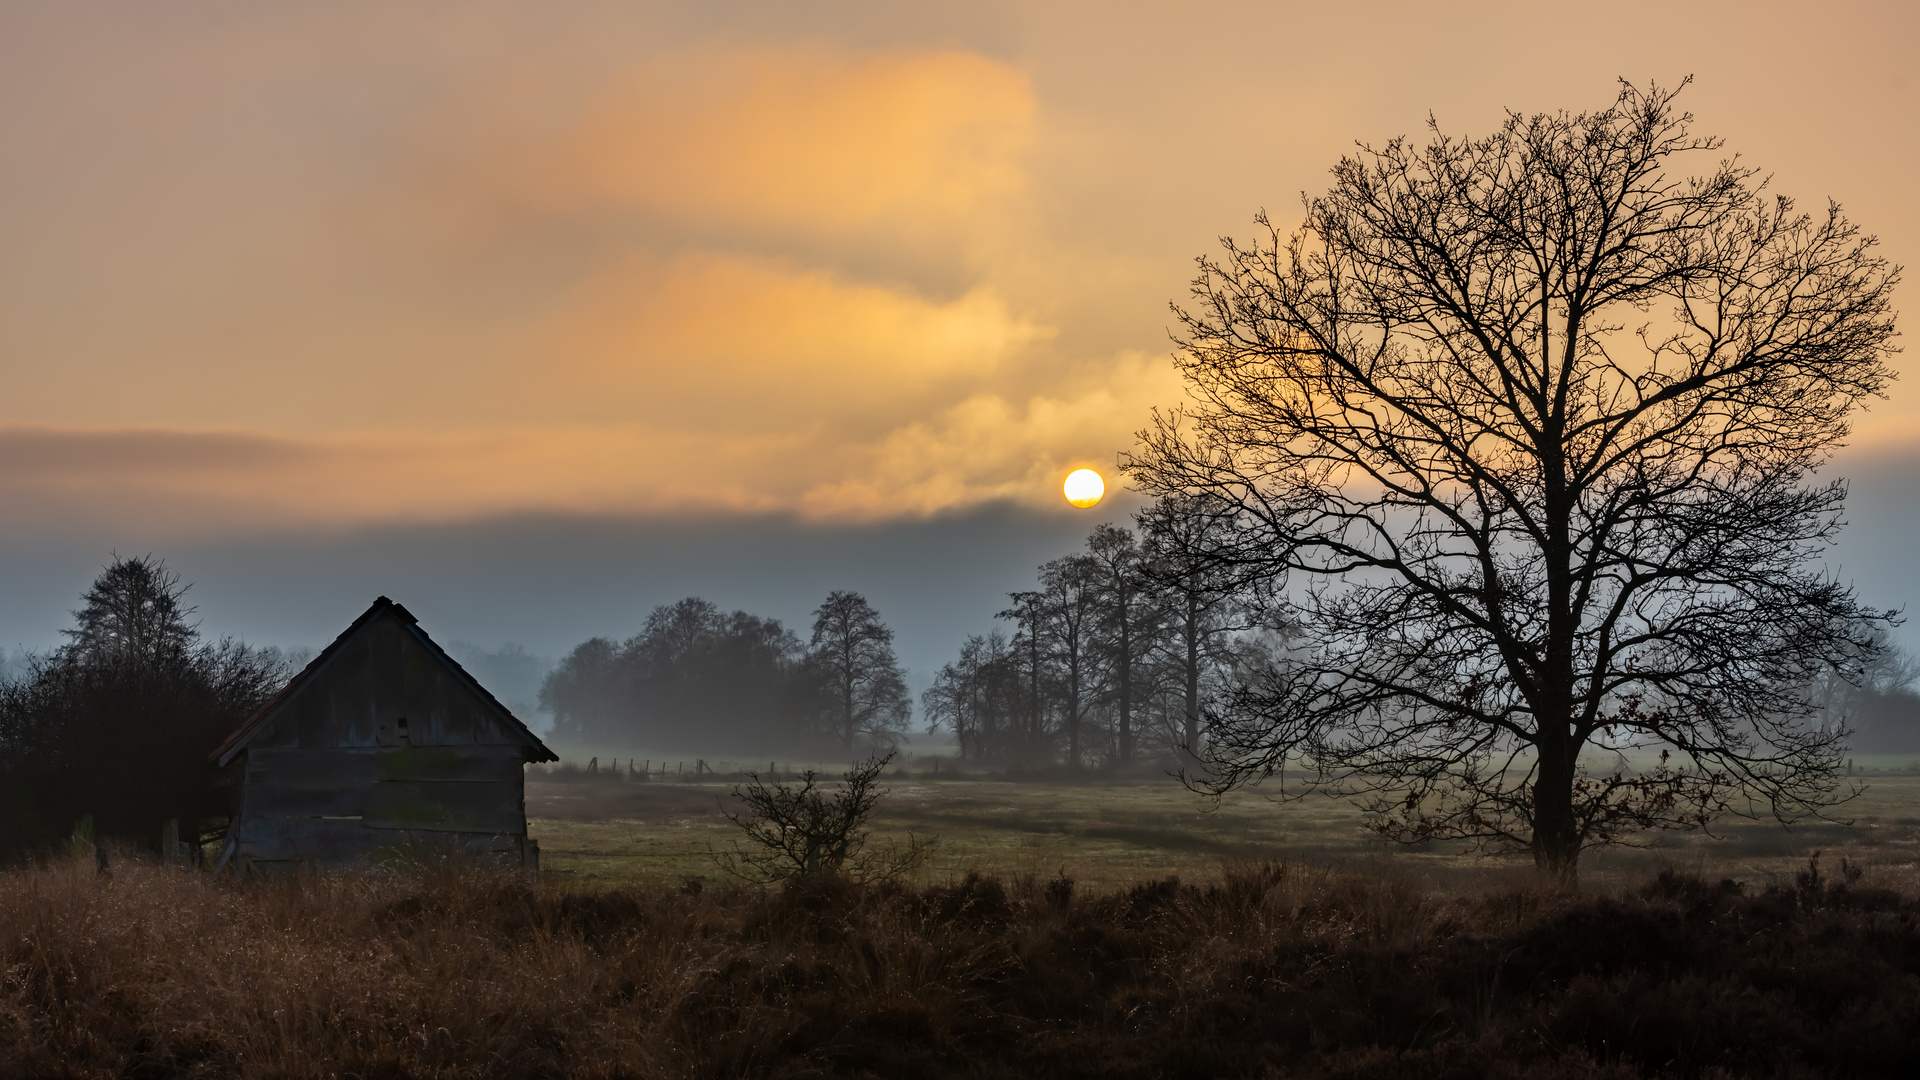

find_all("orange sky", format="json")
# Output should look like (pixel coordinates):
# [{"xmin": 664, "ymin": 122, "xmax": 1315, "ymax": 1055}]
[{"xmin": 2, "ymin": 0, "xmax": 1917, "ymax": 535}]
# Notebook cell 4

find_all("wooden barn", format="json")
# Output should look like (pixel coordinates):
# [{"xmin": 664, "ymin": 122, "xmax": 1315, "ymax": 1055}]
[{"xmin": 210, "ymin": 596, "xmax": 558, "ymax": 873}]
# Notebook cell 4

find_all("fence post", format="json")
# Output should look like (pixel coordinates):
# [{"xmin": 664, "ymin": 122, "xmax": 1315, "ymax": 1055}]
[{"xmin": 161, "ymin": 818, "xmax": 180, "ymax": 866}]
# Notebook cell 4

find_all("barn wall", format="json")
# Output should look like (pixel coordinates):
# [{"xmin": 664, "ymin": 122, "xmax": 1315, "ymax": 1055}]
[
  {"xmin": 225, "ymin": 606, "xmax": 547, "ymax": 869},
  {"xmin": 233, "ymin": 746, "xmax": 528, "ymax": 866}
]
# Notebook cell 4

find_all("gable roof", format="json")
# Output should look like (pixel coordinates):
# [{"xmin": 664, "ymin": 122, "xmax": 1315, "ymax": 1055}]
[{"xmin": 212, "ymin": 596, "xmax": 559, "ymax": 766}]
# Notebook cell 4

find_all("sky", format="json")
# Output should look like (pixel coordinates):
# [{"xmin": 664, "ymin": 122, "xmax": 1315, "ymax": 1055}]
[{"xmin": 2, "ymin": 0, "xmax": 1918, "ymax": 686}]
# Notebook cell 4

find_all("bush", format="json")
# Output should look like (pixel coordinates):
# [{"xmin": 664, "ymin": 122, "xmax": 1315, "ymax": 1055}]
[
  {"xmin": 715, "ymin": 751, "xmax": 930, "ymax": 883},
  {"xmin": 0, "ymin": 557, "xmax": 289, "ymax": 857}
]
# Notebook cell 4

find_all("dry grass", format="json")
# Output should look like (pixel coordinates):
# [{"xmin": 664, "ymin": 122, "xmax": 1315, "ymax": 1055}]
[
  {"xmin": 3, "ymin": 851, "xmax": 1918, "ymax": 1078},
  {"xmin": 525, "ymin": 768, "xmax": 1920, "ymax": 895}
]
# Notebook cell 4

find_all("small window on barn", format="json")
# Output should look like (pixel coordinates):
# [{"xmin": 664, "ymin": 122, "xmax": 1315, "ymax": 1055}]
[{"xmin": 376, "ymin": 716, "xmax": 410, "ymax": 747}]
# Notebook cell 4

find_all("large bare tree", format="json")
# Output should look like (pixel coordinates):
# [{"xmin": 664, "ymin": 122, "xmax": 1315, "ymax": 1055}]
[{"xmin": 1125, "ymin": 81, "xmax": 1901, "ymax": 878}]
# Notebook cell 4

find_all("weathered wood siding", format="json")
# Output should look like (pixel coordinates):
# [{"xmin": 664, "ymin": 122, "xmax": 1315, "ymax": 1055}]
[
  {"xmin": 234, "ymin": 747, "xmax": 529, "ymax": 865},
  {"xmin": 244, "ymin": 612, "xmax": 520, "ymax": 750}
]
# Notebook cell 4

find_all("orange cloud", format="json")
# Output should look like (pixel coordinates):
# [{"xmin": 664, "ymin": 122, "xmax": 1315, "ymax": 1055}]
[
  {"xmin": 798, "ymin": 351, "xmax": 1186, "ymax": 518},
  {"xmin": 419, "ymin": 46, "xmax": 1036, "ymax": 248},
  {"xmin": 0, "ymin": 39, "xmax": 1174, "ymax": 535},
  {"xmin": 546, "ymin": 250, "xmax": 1048, "ymax": 423},
  {"xmin": 0, "ymin": 349, "xmax": 1180, "ymax": 532}
]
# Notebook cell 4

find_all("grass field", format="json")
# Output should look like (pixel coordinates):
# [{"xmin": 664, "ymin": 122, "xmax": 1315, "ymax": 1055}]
[
  {"xmin": 529, "ymin": 754, "xmax": 1920, "ymax": 895},
  {"xmin": 4, "ymin": 755, "xmax": 1916, "ymax": 1076}
]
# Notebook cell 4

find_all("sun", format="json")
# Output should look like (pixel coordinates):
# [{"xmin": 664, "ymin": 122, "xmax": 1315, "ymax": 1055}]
[{"xmin": 1063, "ymin": 468, "xmax": 1104, "ymax": 508}]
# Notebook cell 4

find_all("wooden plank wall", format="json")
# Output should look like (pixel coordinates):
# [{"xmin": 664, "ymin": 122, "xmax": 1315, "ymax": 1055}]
[
  {"xmin": 245, "ymin": 612, "xmax": 522, "ymax": 752},
  {"xmin": 234, "ymin": 746, "xmax": 528, "ymax": 865}
]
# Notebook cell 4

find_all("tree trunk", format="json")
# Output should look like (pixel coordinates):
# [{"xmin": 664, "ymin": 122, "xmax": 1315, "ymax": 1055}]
[
  {"xmin": 1117, "ymin": 611, "xmax": 1133, "ymax": 764},
  {"xmin": 1182, "ymin": 595, "xmax": 1201, "ymax": 762},
  {"xmin": 1529, "ymin": 738, "xmax": 1580, "ymax": 884},
  {"xmin": 1066, "ymin": 672, "xmax": 1081, "ymax": 769}
]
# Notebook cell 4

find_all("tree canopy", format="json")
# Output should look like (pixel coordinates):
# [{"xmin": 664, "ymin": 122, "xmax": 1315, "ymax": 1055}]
[
  {"xmin": 0, "ymin": 556, "xmax": 290, "ymax": 855},
  {"xmin": 1125, "ymin": 81, "xmax": 1902, "ymax": 877}
]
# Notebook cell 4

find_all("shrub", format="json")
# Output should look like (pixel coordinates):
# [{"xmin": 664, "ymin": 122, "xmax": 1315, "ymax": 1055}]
[{"xmin": 715, "ymin": 751, "xmax": 930, "ymax": 883}]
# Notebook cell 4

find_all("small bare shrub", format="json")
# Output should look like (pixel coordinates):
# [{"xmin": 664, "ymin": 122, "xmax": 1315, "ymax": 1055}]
[{"xmin": 714, "ymin": 751, "xmax": 930, "ymax": 883}]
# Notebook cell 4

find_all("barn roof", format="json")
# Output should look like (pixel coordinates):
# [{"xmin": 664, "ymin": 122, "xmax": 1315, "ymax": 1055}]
[{"xmin": 212, "ymin": 596, "xmax": 559, "ymax": 767}]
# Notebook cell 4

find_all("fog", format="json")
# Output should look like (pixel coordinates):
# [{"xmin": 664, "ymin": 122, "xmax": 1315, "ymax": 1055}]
[{"xmin": 0, "ymin": 499, "xmax": 1142, "ymax": 712}]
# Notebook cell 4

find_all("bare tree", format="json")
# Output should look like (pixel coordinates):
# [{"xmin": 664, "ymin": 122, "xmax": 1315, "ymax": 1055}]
[
  {"xmin": 1033, "ymin": 555, "xmax": 1105, "ymax": 768},
  {"xmin": 1000, "ymin": 589, "xmax": 1054, "ymax": 756},
  {"xmin": 923, "ymin": 629, "xmax": 1017, "ymax": 761},
  {"xmin": 1138, "ymin": 496, "xmax": 1263, "ymax": 763},
  {"xmin": 1087, "ymin": 524, "xmax": 1156, "ymax": 764},
  {"xmin": 808, "ymin": 591, "xmax": 911, "ymax": 754},
  {"xmin": 61, "ymin": 554, "xmax": 196, "ymax": 667},
  {"xmin": 1126, "ymin": 81, "xmax": 1900, "ymax": 879}
]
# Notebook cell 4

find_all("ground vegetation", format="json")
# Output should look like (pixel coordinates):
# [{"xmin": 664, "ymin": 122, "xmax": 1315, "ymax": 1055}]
[{"xmin": 2, "ymin": 854, "xmax": 1917, "ymax": 1078}]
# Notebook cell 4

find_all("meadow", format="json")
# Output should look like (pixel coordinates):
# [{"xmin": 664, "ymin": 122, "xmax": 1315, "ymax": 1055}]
[
  {"xmin": 528, "ymin": 755, "xmax": 1920, "ymax": 895},
  {"xmin": 3, "ymin": 760, "xmax": 1918, "ymax": 1078},
  {"xmin": 5, "ymin": 836, "xmax": 1919, "ymax": 1077}
]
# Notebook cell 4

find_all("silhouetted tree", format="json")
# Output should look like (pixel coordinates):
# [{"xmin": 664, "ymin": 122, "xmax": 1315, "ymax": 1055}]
[
  {"xmin": 61, "ymin": 554, "xmax": 196, "ymax": 667},
  {"xmin": 1808, "ymin": 629, "xmax": 1920, "ymax": 753},
  {"xmin": 538, "ymin": 599, "xmax": 815, "ymax": 753},
  {"xmin": 1021, "ymin": 555, "xmax": 1105, "ymax": 768},
  {"xmin": 0, "ymin": 556, "xmax": 290, "ymax": 855},
  {"xmin": 999, "ymin": 590, "xmax": 1054, "ymax": 758},
  {"xmin": 1126, "ymin": 81, "xmax": 1901, "ymax": 879},
  {"xmin": 1138, "ymin": 496, "xmax": 1264, "ymax": 762},
  {"xmin": 539, "ymin": 637, "xmax": 625, "ymax": 744},
  {"xmin": 923, "ymin": 630, "xmax": 1018, "ymax": 761},
  {"xmin": 1087, "ymin": 524, "xmax": 1157, "ymax": 764},
  {"xmin": 807, "ymin": 591, "xmax": 911, "ymax": 754}
]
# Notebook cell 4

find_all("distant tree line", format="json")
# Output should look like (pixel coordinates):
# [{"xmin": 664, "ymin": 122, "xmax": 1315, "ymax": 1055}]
[
  {"xmin": 537, "ymin": 591, "xmax": 911, "ymax": 755},
  {"xmin": 921, "ymin": 499, "xmax": 1275, "ymax": 770},
  {"xmin": 1807, "ymin": 628, "xmax": 1920, "ymax": 755},
  {"xmin": 922, "ymin": 491, "xmax": 1920, "ymax": 773},
  {"xmin": 0, "ymin": 556, "xmax": 291, "ymax": 855}
]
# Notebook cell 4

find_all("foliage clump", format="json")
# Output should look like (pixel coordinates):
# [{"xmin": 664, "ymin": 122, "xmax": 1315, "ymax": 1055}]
[{"xmin": 0, "ymin": 555, "xmax": 290, "ymax": 856}]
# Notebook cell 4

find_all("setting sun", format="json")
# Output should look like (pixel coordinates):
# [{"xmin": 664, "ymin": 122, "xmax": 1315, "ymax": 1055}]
[{"xmin": 1063, "ymin": 468, "xmax": 1104, "ymax": 508}]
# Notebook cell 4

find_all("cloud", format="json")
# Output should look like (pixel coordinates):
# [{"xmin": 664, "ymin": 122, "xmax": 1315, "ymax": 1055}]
[
  {"xmin": 799, "ymin": 351, "xmax": 1185, "ymax": 517},
  {"xmin": 546, "ymin": 250, "xmax": 1049, "ymax": 424},
  {"xmin": 0, "ymin": 32, "xmax": 1176, "ymax": 535},
  {"xmin": 0, "ymin": 346, "xmax": 1179, "ymax": 533},
  {"xmin": 414, "ymin": 46, "xmax": 1036, "ymax": 251}
]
